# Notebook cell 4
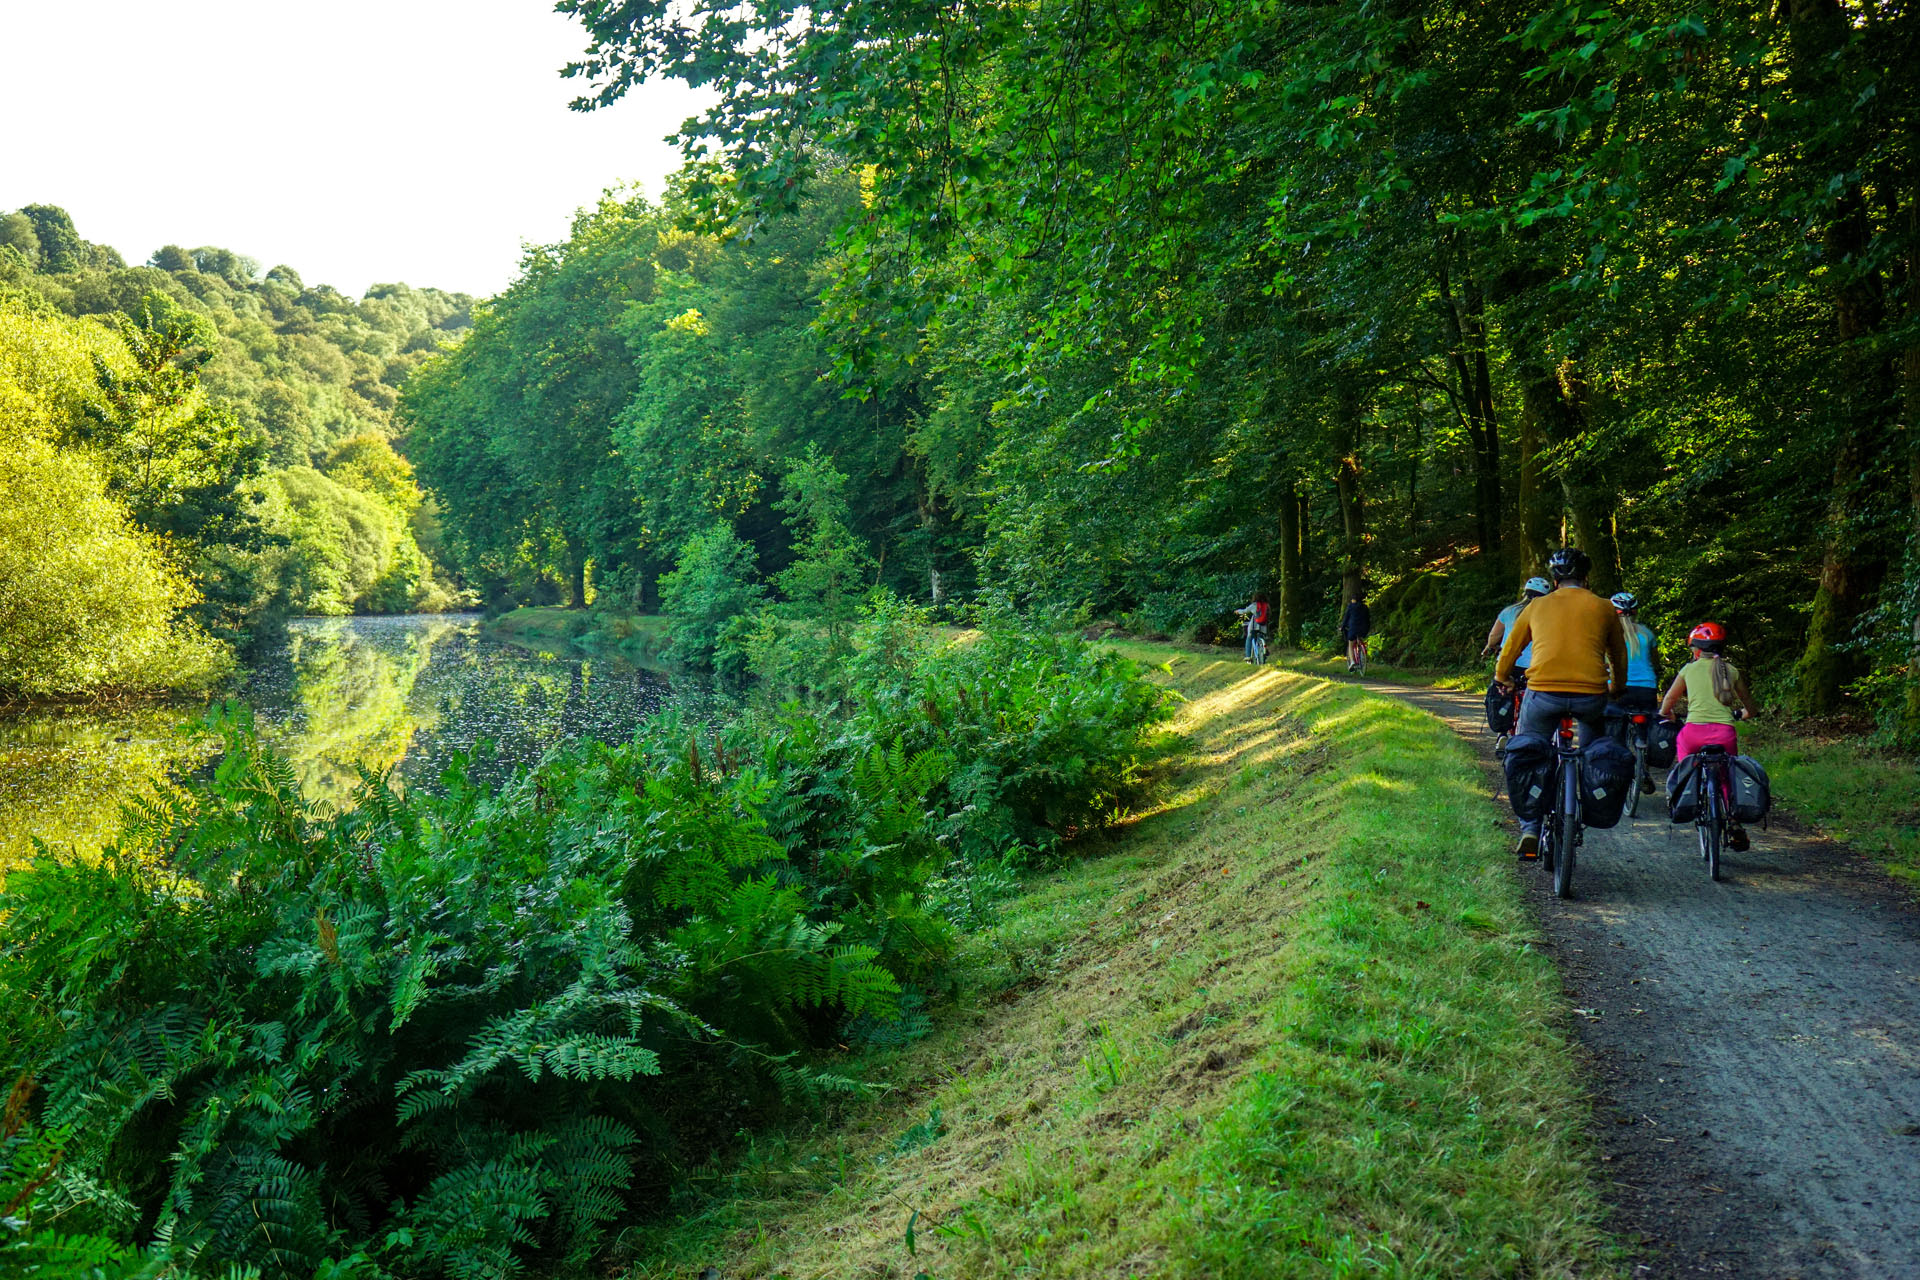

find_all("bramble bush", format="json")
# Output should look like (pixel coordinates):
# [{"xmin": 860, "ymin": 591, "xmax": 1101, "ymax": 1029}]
[{"xmin": 0, "ymin": 610, "xmax": 1171, "ymax": 1279}]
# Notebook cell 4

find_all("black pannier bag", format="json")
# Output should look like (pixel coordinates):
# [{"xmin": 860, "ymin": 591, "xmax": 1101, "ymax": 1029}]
[
  {"xmin": 1504, "ymin": 734, "xmax": 1554, "ymax": 822},
  {"xmin": 1646, "ymin": 717, "xmax": 1679, "ymax": 769},
  {"xmin": 1579, "ymin": 736, "xmax": 1636, "ymax": 829},
  {"xmin": 1666, "ymin": 754, "xmax": 1705, "ymax": 824},
  {"xmin": 1730, "ymin": 755, "xmax": 1771, "ymax": 825},
  {"xmin": 1485, "ymin": 681, "xmax": 1516, "ymax": 735}
]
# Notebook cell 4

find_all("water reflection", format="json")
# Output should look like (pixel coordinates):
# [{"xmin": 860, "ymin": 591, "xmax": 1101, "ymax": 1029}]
[
  {"xmin": 245, "ymin": 614, "xmax": 676, "ymax": 799},
  {"xmin": 1, "ymin": 614, "xmax": 677, "ymax": 868},
  {"xmin": 0, "ymin": 705, "xmax": 210, "ymax": 870}
]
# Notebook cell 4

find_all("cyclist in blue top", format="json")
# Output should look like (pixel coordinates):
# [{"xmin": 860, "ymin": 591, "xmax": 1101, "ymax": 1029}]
[
  {"xmin": 1610, "ymin": 592, "xmax": 1662, "ymax": 792},
  {"xmin": 1482, "ymin": 577, "xmax": 1551, "ymax": 674}
]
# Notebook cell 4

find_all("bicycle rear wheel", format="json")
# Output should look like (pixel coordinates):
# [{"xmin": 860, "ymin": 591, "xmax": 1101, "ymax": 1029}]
[
  {"xmin": 1552, "ymin": 763, "xmax": 1579, "ymax": 899},
  {"xmin": 1626, "ymin": 740, "xmax": 1644, "ymax": 819},
  {"xmin": 1703, "ymin": 783, "xmax": 1724, "ymax": 881},
  {"xmin": 1697, "ymin": 812, "xmax": 1721, "ymax": 880}
]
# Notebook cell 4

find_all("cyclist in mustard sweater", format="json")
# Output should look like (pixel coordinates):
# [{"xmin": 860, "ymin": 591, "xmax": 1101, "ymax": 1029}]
[{"xmin": 1495, "ymin": 548, "xmax": 1628, "ymax": 859}]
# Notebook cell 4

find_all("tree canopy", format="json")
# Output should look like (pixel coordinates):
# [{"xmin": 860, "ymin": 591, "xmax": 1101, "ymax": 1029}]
[
  {"xmin": 497, "ymin": 0, "xmax": 1920, "ymax": 733},
  {"xmin": 0, "ymin": 205, "xmax": 473, "ymax": 699}
]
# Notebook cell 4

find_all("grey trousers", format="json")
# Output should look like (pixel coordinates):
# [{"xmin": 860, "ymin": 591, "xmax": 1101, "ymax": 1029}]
[{"xmin": 1518, "ymin": 689, "xmax": 1609, "ymax": 836}]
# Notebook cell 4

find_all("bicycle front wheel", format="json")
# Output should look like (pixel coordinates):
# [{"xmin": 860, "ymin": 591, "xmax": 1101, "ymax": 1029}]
[{"xmin": 1552, "ymin": 763, "xmax": 1579, "ymax": 899}]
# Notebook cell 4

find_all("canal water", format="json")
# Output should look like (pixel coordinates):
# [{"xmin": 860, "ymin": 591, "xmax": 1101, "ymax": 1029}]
[{"xmin": 0, "ymin": 614, "xmax": 676, "ymax": 868}]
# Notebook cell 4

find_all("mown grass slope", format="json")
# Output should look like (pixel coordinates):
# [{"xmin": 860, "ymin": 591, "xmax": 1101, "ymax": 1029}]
[{"xmin": 624, "ymin": 644, "xmax": 1619, "ymax": 1278}]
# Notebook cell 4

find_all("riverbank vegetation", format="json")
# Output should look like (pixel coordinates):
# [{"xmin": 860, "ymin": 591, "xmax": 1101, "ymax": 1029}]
[
  {"xmin": 0, "ymin": 612, "xmax": 1171, "ymax": 1278},
  {"xmin": 591, "ymin": 646, "xmax": 1614, "ymax": 1277},
  {"xmin": 0, "ymin": 206, "xmax": 472, "ymax": 702}
]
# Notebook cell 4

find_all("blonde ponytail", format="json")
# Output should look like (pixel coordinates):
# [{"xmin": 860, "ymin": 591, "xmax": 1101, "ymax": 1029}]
[{"xmin": 1710, "ymin": 654, "xmax": 1736, "ymax": 708}]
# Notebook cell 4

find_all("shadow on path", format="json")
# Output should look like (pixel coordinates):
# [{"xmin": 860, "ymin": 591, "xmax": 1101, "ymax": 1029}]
[{"xmin": 1368, "ymin": 680, "xmax": 1920, "ymax": 1279}]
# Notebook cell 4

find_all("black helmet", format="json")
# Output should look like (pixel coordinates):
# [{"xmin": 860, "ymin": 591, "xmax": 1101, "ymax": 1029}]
[{"xmin": 1547, "ymin": 548, "xmax": 1591, "ymax": 581}]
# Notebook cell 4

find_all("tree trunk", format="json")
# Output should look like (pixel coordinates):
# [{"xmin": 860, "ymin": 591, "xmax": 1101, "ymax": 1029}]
[
  {"xmin": 1517, "ymin": 344, "xmax": 1622, "ymax": 592},
  {"xmin": 1562, "ymin": 483, "xmax": 1620, "ymax": 595},
  {"xmin": 1903, "ymin": 333, "xmax": 1920, "ymax": 739},
  {"xmin": 1405, "ymin": 413, "xmax": 1421, "ymax": 539},
  {"xmin": 1436, "ymin": 240, "xmax": 1503, "ymax": 560},
  {"xmin": 636, "ymin": 558, "xmax": 660, "ymax": 612},
  {"xmin": 1555, "ymin": 363, "xmax": 1621, "ymax": 594},
  {"xmin": 1332, "ymin": 396, "xmax": 1367, "ymax": 607},
  {"xmin": 1277, "ymin": 475, "xmax": 1304, "ymax": 647},
  {"xmin": 1516, "ymin": 374, "xmax": 1555, "ymax": 578},
  {"xmin": 1902, "ymin": 188, "xmax": 1920, "ymax": 741},
  {"xmin": 566, "ymin": 544, "xmax": 589, "ymax": 609},
  {"xmin": 1788, "ymin": 0, "xmax": 1896, "ymax": 715}
]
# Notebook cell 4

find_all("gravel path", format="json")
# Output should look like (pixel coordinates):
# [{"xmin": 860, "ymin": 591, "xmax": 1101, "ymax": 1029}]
[{"xmin": 1371, "ymin": 681, "xmax": 1920, "ymax": 1279}]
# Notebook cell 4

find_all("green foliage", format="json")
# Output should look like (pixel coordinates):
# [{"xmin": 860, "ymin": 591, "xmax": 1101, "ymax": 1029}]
[
  {"xmin": 405, "ymin": 177, "xmax": 946, "ymax": 616},
  {"xmin": 0, "ymin": 204, "xmax": 476, "ymax": 694},
  {"xmin": 0, "ymin": 202, "xmax": 474, "ymax": 692},
  {"xmin": 0, "ymin": 362, "xmax": 230, "ymax": 699},
  {"xmin": 259, "ymin": 466, "xmax": 442, "ymax": 616},
  {"xmin": 2, "ymin": 624, "xmax": 1169, "ymax": 1278},
  {"xmin": 658, "ymin": 522, "xmax": 767, "ymax": 676},
  {"xmin": 546, "ymin": 0, "xmax": 1920, "ymax": 729},
  {"xmin": 773, "ymin": 447, "xmax": 874, "ymax": 659}
]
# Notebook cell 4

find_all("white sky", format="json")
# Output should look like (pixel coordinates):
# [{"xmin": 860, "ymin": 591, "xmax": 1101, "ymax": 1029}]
[{"xmin": 0, "ymin": 0, "xmax": 712, "ymax": 299}]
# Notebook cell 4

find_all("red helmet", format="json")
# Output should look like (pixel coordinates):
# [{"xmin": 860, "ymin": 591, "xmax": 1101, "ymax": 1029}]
[{"xmin": 1688, "ymin": 621, "xmax": 1727, "ymax": 646}]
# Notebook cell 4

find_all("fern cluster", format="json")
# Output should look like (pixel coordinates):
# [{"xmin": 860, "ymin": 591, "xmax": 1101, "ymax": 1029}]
[{"xmin": 0, "ymin": 616, "xmax": 1171, "ymax": 1278}]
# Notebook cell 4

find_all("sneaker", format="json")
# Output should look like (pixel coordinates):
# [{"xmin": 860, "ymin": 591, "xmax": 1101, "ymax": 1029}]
[
  {"xmin": 1515, "ymin": 832, "xmax": 1540, "ymax": 861},
  {"xmin": 1639, "ymin": 773, "xmax": 1656, "ymax": 795},
  {"xmin": 1728, "ymin": 824, "xmax": 1751, "ymax": 852}
]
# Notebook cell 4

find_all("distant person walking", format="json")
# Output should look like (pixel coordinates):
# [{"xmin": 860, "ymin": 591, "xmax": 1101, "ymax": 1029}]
[{"xmin": 1340, "ymin": 593, "xmax": 1371, "ymax": 675}]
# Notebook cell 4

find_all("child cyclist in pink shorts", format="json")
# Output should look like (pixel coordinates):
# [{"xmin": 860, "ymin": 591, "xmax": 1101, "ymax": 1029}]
[
  {"xmin": 1660, "ymin": 621, "xmax": 1763, "ymax": 846},
  {"xmin": 1658, "ymin": 621, "xmax": 1762, "ymax": 758}
]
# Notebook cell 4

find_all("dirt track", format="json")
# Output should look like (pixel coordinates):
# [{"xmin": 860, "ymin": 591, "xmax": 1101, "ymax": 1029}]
[{"xmin": 1373, "ymin": 682, "xmax": 1920, "ymax": 1279}]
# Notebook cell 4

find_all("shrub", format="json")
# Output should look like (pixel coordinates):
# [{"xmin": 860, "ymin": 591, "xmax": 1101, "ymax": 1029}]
[
  {"xmin": 658, "ymin": 522, "xmax": 766, "ymax": 675},
  {"xmin": 0, "ymin": 621, "xmax": 1172, "ymax": 1278},
  {"xmin": 0, "ymin": 438, "xmax": 230, "ymax": 699}
]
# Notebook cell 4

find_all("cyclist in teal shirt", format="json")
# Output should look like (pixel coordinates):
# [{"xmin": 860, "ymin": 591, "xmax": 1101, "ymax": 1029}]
[
  {"xmin": 1610, "ymin": 591, "xmax": 1661, "ymax": 792},
  {"xmin": 1483, "ymin": 577, "xmax": 1551, "ymax": 673}
]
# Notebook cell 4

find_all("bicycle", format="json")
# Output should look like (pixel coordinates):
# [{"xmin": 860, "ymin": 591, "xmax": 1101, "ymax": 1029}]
[
  {"xmin": 1538, "ymin": 714, "xmax": 1585, "ymax": 899},
  {"xmin": 1686, "ymin": 744, "xmax": 1738, "ymax": 882},
  {"xmin": 1607, "ymin": 706, "xmax": 1653, "ymax": 819},
  {"xmin": 1235, "ymin": 609, "xmax": 1268, "ymax": 667}
]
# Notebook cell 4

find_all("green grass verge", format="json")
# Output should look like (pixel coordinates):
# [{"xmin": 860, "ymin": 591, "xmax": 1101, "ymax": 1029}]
[
  {"xmin": 616, "ymin": 643, "xmax": 1619, "ymax": 1278},
  {"xmin": 485, "ymin": 606, "xmax": 671, "ymax": 666},
  {"xmin": 1742, "ymin": 722, "xmax": 1920, "ymax": 888}
]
